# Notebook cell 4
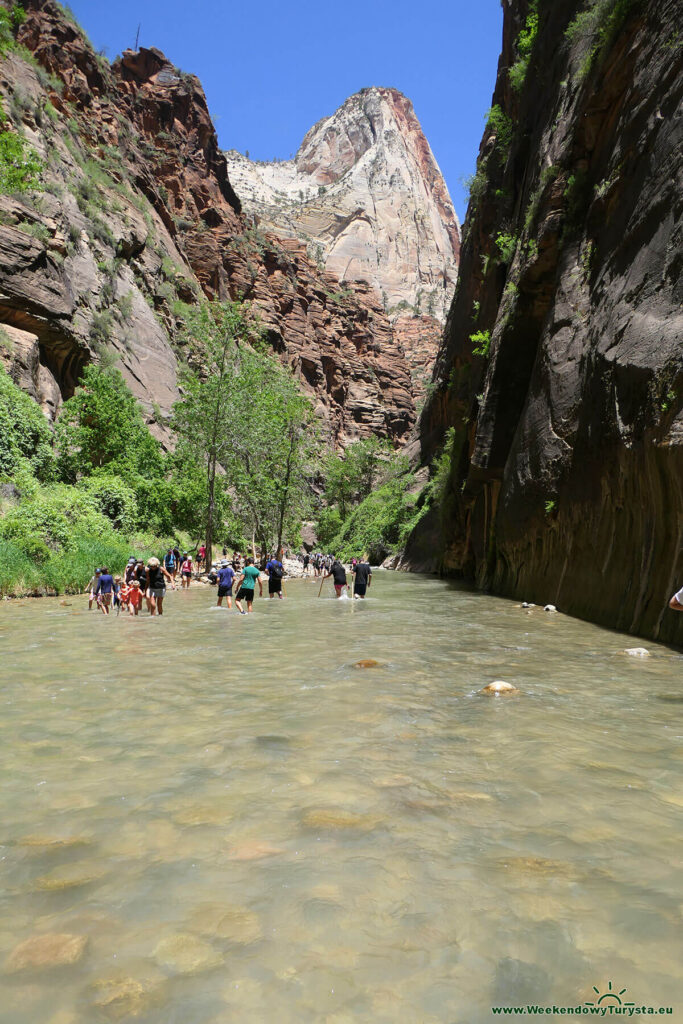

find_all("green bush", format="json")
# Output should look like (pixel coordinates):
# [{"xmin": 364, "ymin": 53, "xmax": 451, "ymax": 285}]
[
  {"xmin": 566, "ymin": 0, "xmax": 642, "ymax": 79},
  {"xmin": 509, "ymin": 0, "xmax": 539, "ymax": 92},
  {"xmin": 330, "ymin": 473, "xmax": 420, "ymax": 564},
  {"xmin": 0, "ymin": 364, "xmax": 55, "ymax": 480},
  {"xmin": 495, "ymin": 232, "xmax": 518, "ymax": 265},
  {"xmin": 78, "ymin": 474, "xmax": 138, "ymax": 532},
  {"xmin": 0, "ymin": 483, "xmax": 109, "ymax": 549},
  {"xmin": 486, "ymin": 105, "xmax": 514, "ymax": 157},
  {"xmin": 315, "ymin": 507, "xmax": 343, "ymax": 548},
  {"xmin": 0, "ymin": 127, "xmax": 43, "ymax": 195},
  {"xmin": 470, "ymin": 330, "xmax": 491, "ymax": 358}
]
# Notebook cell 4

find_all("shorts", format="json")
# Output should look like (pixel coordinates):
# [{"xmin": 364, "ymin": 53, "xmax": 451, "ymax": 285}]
[
  {"xmin": 334, "ymin": 584, "xmax": 345, "ymax": 595},
  {"xmin": 217, "ymin": 585, "xmax": 233, "ymax": 598},
  {"xmin": 182, "ymin": 570, "xmax": 192, "ymax": 577},
  {"xmin": 100, "ymin": 592, "xmax": 112, "ymax": 606},
  {"xmin": 268, "ymin": 578, "xmax": 282, "ymax": 593},
  {"xmin": 236, "ymin": 588, "xmax": 254, "ymax": 602},
  {"xmin": 148, "ymin": 587, "xmax": 166, "ymax": 599},
  {"xmin": 353, "ymin": 584, "xmax": 367, "ymax": 597}
]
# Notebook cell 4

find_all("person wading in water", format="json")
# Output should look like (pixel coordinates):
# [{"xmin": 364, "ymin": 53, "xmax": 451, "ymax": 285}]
[
  {"xmin": 323, "ymin": 559, "xmax": 348, "ymax": 598},
  {"xmin": 216, "ymin": 560, "xmax": 235, "ymax": 608},
  {"xmin": 234, "ymin": 557, "xmax": 263, "ymax": 614},
  {"xmin": 145, "ymin": 556, "xmax": 175, "ymax": 616},
  {"xmin": 265, "ymin": 553, "xmax": 285, "ymax": 599},
  {"xmin": 352, "ymin": 558, "xmax": 372, "ymax": 599}
]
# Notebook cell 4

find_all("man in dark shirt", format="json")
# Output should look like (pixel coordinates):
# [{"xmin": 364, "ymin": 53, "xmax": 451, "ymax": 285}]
[
  {"xmin": 352, "ymin": 560, "xmax": 372, "ymax": 599},
  {"xmin": 94, "ymin": 566, "xmax": 115, "ymax": 615},
  {"xmin": 324, "ymin": 559, "xmax": 348, "ymax": 598},
  {"xmin": 265, "ymin": 555, "xmax": 285, "ymax": 599},
  {"xmin": 216, "ymin": 561, "xmax": 235, "ymax": 608}
]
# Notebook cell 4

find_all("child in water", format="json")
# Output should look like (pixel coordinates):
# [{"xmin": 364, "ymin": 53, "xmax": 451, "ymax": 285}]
[{"xmin": 127, "ymin": 579, "xmax": 143, "ymax": 616}]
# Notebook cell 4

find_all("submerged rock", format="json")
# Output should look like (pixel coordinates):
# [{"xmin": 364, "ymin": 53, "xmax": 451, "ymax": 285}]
[
  {"xmin": 153, "ymin": 933, "xmax": 223, "ymax": 975},
  {"xmin": 226, "ymin": 840, "xmax": 284, "ymax": 861},
  {"xmin": 5, "ymin": 932, "xmax": 87, "ymax": 972},
  {"xmin": 31, "ymin": 862, "xmax": 106, "ymax": 892},
  {"xmin": 188, "ymin": 905, "xmax": 262, "ymax": 945},
  {"xmin": 480, "ymin": 680, "xmax": 520, "ymax": 696},
  {"xmin": 90, "ymin": 974, "xmax": 165, "ymax": 1020},
  {"xmin": 301, "ymin": 808, "xmax": 379, "ymax": 832},
  {"xmin": 352, "ymin": 658, "xmax": 381, "ymax": 669}
]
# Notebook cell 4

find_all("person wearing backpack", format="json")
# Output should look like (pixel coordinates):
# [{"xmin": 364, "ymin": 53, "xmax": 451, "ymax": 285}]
[
  {"xmin": 265, "ymin": 554, "xmax": 285, "ymax": 599},
  {"xmin": 164, "ymin": 547, "xmax": 177, "ymax": 583}
]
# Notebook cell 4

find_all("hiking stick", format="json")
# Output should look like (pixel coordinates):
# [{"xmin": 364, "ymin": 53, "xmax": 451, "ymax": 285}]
[{"xmin": 318, "ymin": 577, "xmax": 325, "ymax": 598}]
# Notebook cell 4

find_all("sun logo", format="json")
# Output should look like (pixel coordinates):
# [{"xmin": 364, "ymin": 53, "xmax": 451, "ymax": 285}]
[{"xmin": 585, "ymin": 981, "xmax": 635, "ymax": 1007}]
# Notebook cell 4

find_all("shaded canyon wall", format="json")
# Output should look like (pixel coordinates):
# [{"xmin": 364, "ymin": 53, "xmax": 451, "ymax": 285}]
[{"xmin": 405, "ymin": 0, "xmax": 683, "ymax": 645}]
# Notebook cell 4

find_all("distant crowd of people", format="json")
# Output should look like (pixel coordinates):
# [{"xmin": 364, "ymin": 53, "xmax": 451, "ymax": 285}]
[{"xmin": 85, "ymin": 545, "xmax": 373, "ymax": 617}]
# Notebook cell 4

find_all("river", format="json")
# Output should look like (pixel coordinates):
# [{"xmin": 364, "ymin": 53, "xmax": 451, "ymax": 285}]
[{"xmin": 0, "ymin": 573, "xmax": 681, "ymax": 1022}]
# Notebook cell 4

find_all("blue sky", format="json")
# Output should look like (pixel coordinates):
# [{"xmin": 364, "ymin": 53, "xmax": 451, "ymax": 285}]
[{"xmin": 68, "ymin": 0, "xmax": 503, "ymax": 223}]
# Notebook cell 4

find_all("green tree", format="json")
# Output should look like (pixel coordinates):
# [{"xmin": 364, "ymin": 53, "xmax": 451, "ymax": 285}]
[
  {"xmin": 56, "ymin": 364, "xmax": 165, "ymax": 483},
  {"xmin": 171, "ymin": 301, "xmax": 261, "ymax": 566},
  {"xmin": 226, "ymin": 345, "xmax": 319, "ymax": 555},
  {"xmin": 323, "ymin": 438, "xmax": 391, "ymax": 518},
  {"xmin": 172, "ymin": 301, "xmax": 319, "ymax": 562}
]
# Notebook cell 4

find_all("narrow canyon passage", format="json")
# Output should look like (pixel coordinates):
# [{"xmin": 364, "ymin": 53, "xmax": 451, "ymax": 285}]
[{"xmin": 1, "ymin": 575, "xmax": 680, "ymax": 1021}]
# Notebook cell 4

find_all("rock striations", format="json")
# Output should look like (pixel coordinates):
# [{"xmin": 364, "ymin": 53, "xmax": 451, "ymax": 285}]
[
  {"xmin": 226, "ymin": 88, "xmax": 460, "ymax": 323},
  {"xmin": 0, "ymin": 1, "xmax": 456, "ymax": 446},
  {"xmin": 225, "ymin": 88, "xmax": 461, "ymax": 399},
  {"xmin": 405, "ymin": 0, "xmax": 683, "ymax": 645}
]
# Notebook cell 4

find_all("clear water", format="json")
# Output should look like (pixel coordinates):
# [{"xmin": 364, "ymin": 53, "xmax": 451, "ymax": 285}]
[{"xmin": 0, "ymin": 574, "xmax": 681, "ymax": 1023}]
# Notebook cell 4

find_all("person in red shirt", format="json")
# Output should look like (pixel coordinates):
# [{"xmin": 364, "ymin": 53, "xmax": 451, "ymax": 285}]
[
  {"xmin": 127, "ymin": 579, "xmax": 143, "ymax": 616},
  {"xmin": 197, "ymin": 544, "xmax": 206, "ymax": 570}
]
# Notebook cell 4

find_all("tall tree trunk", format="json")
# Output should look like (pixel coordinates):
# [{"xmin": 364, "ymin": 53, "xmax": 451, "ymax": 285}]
[{"xmin": 205, "ymin": 455, "xmax": 216, "ymax": 569}]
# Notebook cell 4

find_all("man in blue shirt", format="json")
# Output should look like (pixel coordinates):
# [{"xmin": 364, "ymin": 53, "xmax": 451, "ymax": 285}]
[
  {"xmin": 216, "ymin": 560, "xmax": 235, "ymax": 608},
  {"xmin": 265, "ymin": 554, "xmax": 285, "ymax": 599},
  {"xmin": 94, "ymin": 566, "xmax": 115, "ymax": 615}
]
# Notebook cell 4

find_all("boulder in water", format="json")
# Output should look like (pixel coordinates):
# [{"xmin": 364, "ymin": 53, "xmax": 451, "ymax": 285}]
[
  {"xmin": 481, "ymin": 680, "xmax": 520, "ymax": 696},
  {"xmin": 153, "ymin": 933, "xmax": 223, "ymax": 974},
  {"xmin": 352, "ymin": 659, "xmax": 381, "ymax": 669},
  {"xmin": 5, "ymin": 933, "xmax": 87, "ymax": 972},
  {"xmin": 624, "ymin": 647, "xmax": 650, "ymax": 657},
  {"xmin": 544, "ymin": 604, "xmax": 557, "ymax": 612}
]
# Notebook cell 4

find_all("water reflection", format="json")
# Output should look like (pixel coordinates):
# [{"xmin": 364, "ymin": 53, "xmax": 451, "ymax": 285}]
[{"xmin": 0, "ymin": 574, "xmax": 681, "ymax": 1022}]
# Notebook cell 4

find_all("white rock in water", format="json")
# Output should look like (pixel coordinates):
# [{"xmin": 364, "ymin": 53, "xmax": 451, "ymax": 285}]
[
  {"xmin": 481, "ymin": 680, "xmax": 520, "ymax": 696},
  {"xmin": 624, "ymin": 647, "xmax": 650, "ymax": 657},
  {"xmin": 544, "ymin": 604, "xmax": 557, "ymax": 612},
  {"xmin": 522, "ymin": 602, "xmax": 530, "ymax": 608}
]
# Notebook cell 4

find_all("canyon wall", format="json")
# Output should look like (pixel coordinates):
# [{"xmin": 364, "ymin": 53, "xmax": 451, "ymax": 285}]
[
  {"xmin": 0, "ymin": 0, "xmax": 443, "ymax": 446},
  {"xmin": 405, "ymin": 0, "xmax": 683, "ymax": 645}
]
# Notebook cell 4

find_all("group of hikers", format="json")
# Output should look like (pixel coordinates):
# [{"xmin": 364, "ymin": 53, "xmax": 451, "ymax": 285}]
[{"xmin": 85, "ymin": 546, "xmax": 373, "ymax": 616}]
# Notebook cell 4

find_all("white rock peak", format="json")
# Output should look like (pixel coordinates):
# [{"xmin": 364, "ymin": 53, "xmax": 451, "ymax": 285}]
[{"xmin": 225, "ymin": 87, "xmax": 460, "ymax": 321}]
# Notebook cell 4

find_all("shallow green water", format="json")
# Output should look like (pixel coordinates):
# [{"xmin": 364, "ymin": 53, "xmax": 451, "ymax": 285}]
[{"xmin": 0, "ymin": 573, "xmax": 681, "ymax": 1022}]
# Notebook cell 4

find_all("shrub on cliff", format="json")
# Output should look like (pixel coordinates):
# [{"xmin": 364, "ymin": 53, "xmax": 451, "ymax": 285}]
[
  {"xmin": 0, "ymin": 364, "xmax": 55, "ymax": 481},
  {"xmin": 56, "ymin": 365, "xmax": 165, "ymax": 483}
]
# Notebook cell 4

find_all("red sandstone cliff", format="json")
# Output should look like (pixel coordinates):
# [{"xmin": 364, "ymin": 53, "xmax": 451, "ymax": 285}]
[{"xmin": 0, "ymin": 0, "xmax": 439, "ymax": 446}]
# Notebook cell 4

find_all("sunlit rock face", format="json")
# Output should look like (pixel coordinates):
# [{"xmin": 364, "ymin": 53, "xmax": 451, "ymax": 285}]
[
  {"xmin": 226, "ymin": 87, "xmax": 460, "ymax": 324},
  {"xmin": 1, "ymin": 7, "xmax": 457, "ymax": 447}
]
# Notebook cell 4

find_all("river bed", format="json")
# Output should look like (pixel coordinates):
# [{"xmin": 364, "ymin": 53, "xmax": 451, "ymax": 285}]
[{"xmin": 0, "ymin": 573, "xmax": 681, "ymax": 1022}]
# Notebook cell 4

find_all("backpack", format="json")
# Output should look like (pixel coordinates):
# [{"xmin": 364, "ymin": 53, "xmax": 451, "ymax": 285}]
[
  {"xmin": 270, "ymin": 561, "xmax": 284, "ymax": 579},
  {"xmin": 164, "ymin": 553, "xmax": 175, "ymax": 569}
]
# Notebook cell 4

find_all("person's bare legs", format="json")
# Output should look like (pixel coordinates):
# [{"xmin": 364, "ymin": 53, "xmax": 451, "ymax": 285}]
[{"xmin": 157, "ymin": 595, "xmax": 164, "ymax": 615}]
